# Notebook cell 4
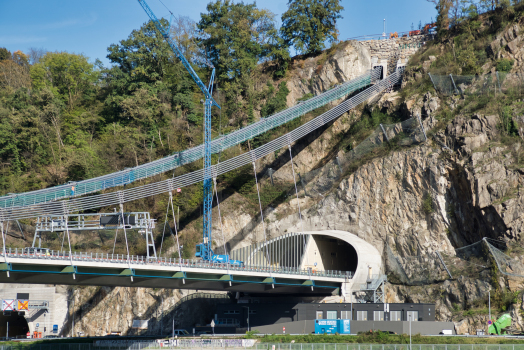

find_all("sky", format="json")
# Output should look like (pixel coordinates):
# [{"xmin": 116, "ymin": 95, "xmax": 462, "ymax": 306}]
[{"xmin": 0, "ymin": 0, "xmax": 438, "ymax": 67}]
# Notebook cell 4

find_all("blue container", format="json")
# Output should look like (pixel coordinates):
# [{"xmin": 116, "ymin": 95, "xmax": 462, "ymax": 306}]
[
  {"xmin": 314, "ymin": 319, "xmax": 351, "ymax": 334},
  {"xmin": 338, "ymin": 319, "xmax": 351, "ymax": 334},
  {"xmin": 314, "ymin": 319, "xmax": 338, "ymax": 334}
]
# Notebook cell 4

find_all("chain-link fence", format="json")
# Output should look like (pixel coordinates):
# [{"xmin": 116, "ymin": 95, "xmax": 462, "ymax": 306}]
[
  {"xmin": 385, "ymin": 237, "xmax": 518, "ymax": 285},
  {"xmin": 296, "ymin": 116, "xmax": 426, "ymax": 200},
  {"xmin": 256, "ymin": 345, "xmax": 524, "ymax": 350},
  {"xmin": 428, "ymin": 72, "xmax": 524, "ymax": 97}
]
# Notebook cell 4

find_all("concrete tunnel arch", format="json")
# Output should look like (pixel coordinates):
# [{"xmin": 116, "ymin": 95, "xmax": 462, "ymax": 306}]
[{"xmin": 230, "ymin": 230, "xmax": 382, "ymax": 293}]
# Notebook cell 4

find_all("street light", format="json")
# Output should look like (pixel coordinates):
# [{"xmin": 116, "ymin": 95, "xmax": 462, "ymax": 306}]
[
  {"xmin": 242, "ymin": 306, "xmax": 250, "ymax": 332},
  {"xmin": 408, "ymin": 314, "xmax": 412, "ymax": 350}
]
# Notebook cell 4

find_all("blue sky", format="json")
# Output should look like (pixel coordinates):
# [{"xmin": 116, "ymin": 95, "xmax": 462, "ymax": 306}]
[{"xmin": 0, "ymin": 0, "xmax": 437, "ymax": 66}]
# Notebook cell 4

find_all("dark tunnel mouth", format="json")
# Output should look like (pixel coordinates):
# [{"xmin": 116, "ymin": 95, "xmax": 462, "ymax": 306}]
[
  {"xmin": 313, "ymin": 235, "xmax": 358, "ymax": 273},
  {"xmin": 0, "ymin": 311, "xmax": 30, "ymax": 338}
]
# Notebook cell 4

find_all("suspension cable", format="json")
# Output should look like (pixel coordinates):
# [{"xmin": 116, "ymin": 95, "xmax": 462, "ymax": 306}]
[
  {"xmin": 249, "ymin": 144, "xmax": 272, "ymax": 277},
  {"xmin": 64, "ymin": 215, "xmax": 73, "ymax": 267},
  {"xmin": 158, "ymin": 194, "xmax": 171, "ymax": 257},
  {"xmin": 169, "ymin": 192, "xmax": 182, "ymax": 261},
  {"xmin": 288, "ymin": 143, "xmax": 309, "ymax": 266},
  {"xmin": 213, "ymin": 177, "xmax": 229, "ymax": 273},
  {"xmin": 1, "ymin": 221, "xmax": 6, "ymax": 263},
  {"xmin": 119, "ymin": 203, "xmax": 131, "ymax": 268}
]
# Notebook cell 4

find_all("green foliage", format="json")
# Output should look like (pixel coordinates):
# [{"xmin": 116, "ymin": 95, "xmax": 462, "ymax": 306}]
[
  {"xmin": 30, "ymin": 52, "xmax": 100, "ymax": 110},
  {"xmin": 281, "ymin": 0, "xmax": 344, "ymax": 55},
  {"xmin": 422, "ymin": 193, "xmax": 434, "ymax": 214},
  {"xmin": 198, "ymin": 0, "xmax": 288, "ymax": 120},
  {"xmin": 496, "ymin": 58, "xmax": 514, "ymax": 72},
  {"xmin": 0, "ymin": 48, "xmax": 10, "ymax": 61}
]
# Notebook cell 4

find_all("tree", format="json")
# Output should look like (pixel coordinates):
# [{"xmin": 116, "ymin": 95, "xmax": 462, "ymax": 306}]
[
  {"xmin": 0, "ymin": 48, "xmax": 11, "ymax": 61},
  {"xmin": 427, "ymin": 0, "xmax": 452, "ymax": 37},
  {"xmin": 198, "ymin": 0, "xmax": 286, "ymax": 120},
  {"xmin": 281, "ymin": 0, "xmax": 344, "ymax": 55},
  {"xmin": 30, "ymin": 52, "xmax": 100, "ymax": 110},
  {"xmin": 0, "ymin": 51, "xmax": 30, "ymax": 90}
]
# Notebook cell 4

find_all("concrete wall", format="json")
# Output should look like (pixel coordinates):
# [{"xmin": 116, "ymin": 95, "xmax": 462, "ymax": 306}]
[{"xmin": 0, "ymin": 284, "xmax": 69, "ymax": 336}]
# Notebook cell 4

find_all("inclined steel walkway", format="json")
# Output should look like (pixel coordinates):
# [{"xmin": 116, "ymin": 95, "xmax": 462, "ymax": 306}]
[
  {"xmin": 0, "ymin": 69, "xmax": 380, "ymax": 210},
  {"xmin": 0, "ymin": 68, "xmax": 403, "ymax": 221}
]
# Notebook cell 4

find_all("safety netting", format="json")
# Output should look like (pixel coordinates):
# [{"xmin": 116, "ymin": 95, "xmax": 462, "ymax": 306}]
[
  {"xmin": 386, "ymin": 239, "xmax": 494, "ymax": 286},
  {"xmin": 429, "ymin": 72, "xmax": 524, "ymax": 96},
  {"xmin": 297, "ymin": 116, "xmax": 426, "ymax": 200}
]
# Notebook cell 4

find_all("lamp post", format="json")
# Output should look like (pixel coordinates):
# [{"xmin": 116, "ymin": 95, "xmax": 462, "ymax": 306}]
[
  {"xmin": 242, "ymin": 306, "xmax": 250, "ymax": 332},
  {"xmin": 409, "ymin": 314, "xmax": 412, "ymax": 350}
]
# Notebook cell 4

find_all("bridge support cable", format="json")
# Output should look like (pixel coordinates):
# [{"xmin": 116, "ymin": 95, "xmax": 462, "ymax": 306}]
[
  {"xmin": 3, "ymin": 69, "xmax": 402, "ymax": 221},
  {"xmin": 169, "ymin": 192, "xmax": 182, "ymax": 263},
  {"xmin": 287, "ymin": 142, "xmax": 308, "ymax": 267},
  {"xmin": 63, "ymin": 215, "xmax": 74, "ymax": 273},
  {"xmin": 0, "ymin": 221, "xmax": 7, "ymax": 274},
  {"xmin": 158, "ymin": 196, "xmax": 171, "ymax": 258},
  {"xmin": 213, "ymin": 177, "xmax": 230, "ymax": 276},
  {"xmin": 250, "ymin": 151, "xmax": 273, "ymax": 282},
  {"xmin": 112, "ymin": 225, "xmax": 119, "ymax": 255},
  {"xmin": 118, "ymin": 199, "xmax": 132, "ymax": 272}
]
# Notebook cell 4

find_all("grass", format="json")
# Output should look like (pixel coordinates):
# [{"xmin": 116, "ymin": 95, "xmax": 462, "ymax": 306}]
[{"xmin": 253, "ymin": 333, "xmax": 524, "ymax": 344}]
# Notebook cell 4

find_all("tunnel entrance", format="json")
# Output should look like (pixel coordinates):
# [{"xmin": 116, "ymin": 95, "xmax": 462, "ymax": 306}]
[
  {"xmin": 0, "ymin": 312, "xmax": 29, "ymax": 338},
  {"xmin": 311, "ymin": 235, "xmax": 358, "ymax": 272}
]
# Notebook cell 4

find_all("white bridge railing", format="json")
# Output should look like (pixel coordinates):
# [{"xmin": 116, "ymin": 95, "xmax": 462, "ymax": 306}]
[{"xmin": 0, "ymin": 248, "xmax": 352, "ymax": 279}]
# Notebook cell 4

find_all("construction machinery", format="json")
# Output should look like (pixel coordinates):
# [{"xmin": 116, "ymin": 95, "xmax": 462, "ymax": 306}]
[
  {"xmin": 487, "ymin": 314, "xmax": 524, "ymax": 335},
  {"xmin": 136, "ymin": 0, "xmax": 242, "ymax": 266}
]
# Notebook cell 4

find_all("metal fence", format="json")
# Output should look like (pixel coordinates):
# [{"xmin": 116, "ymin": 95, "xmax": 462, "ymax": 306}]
[
  {"xmin": 1, "ymin": 343, "xmax": 524, "ymax": 350},
  {"xmin": 256, "ymin": 345, "xmax": 524, "ymax": 350}
]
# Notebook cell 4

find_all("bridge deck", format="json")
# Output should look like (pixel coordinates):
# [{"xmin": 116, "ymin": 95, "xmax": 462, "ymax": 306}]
[{"xmin": 0, "ymin": 250, "xmax": 349, "ymax": 296}]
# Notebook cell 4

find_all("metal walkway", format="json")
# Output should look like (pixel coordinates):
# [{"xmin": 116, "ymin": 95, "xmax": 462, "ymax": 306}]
[
  {"xmin": 0, "ymin": 69, "xmax": 379, "ymax": 210},
  {"xmin": 0, "ymin": 68, "xmax": 402, "ymax": 221}
]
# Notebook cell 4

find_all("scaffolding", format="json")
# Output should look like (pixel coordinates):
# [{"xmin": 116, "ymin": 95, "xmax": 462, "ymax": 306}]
[{"xmin": 33, "ymin": 212, "xmax": 157, "ymax": 260}]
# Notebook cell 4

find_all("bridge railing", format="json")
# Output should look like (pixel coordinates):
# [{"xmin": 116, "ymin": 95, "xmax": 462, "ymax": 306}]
[{"xmin": 1, "ymin": 248, "xmax": 353, "ymax": 279}]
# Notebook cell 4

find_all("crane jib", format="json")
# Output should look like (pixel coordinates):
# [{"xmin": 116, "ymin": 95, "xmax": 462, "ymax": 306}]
[{"xmin": 137, "ymin": 0, "xmax": 220, "ymax": 108}]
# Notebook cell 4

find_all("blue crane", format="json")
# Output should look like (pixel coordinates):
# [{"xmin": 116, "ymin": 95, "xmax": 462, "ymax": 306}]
[{"xmin": 137, "ymin": 0, "xmax": 242, "ymax": 266}]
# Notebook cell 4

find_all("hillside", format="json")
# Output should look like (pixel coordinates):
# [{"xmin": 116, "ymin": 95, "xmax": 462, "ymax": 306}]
[{"xmin": 2, "ymin": 5, "xmax": 524, "ymax": 336}]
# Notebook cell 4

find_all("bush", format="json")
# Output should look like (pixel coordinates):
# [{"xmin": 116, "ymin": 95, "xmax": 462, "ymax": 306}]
[
  {"xmin": 496, "ymin": 58, "xmax": 514, "ymax": 72},
  {"xmin": 422, "ymin": 193, "xmax": 434, "ymax": 214}
]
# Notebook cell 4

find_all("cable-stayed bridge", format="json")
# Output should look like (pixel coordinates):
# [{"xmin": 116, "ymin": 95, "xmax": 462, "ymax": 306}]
[{"xmin": 0, "ymin": 67, "xmax": 401, "ymax": 296}]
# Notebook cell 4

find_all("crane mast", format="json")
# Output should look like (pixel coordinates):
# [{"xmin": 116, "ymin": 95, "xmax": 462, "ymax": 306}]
[{"xmin": 137, "ymin": 0, "xmax": 240, "ymax": 265}]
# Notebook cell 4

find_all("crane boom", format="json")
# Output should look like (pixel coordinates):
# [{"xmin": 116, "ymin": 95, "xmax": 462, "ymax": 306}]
[
  {"xmin": 137, "ymin": 0, "xmax": 219, "ymax": 108},
  {"xmin": 136, "ymin": 0, "xmax": 242, "ymax": 266}
]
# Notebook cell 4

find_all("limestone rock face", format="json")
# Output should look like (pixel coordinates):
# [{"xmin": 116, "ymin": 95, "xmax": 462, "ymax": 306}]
[{"xmin": 286, "ymin": 41, "xmax": 372, "ymax": 107}]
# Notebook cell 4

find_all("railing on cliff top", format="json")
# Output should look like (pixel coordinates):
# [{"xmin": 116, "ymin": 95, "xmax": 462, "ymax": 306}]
[
  {"xmin": 0, "ymin": 69, "xmax": 381, "ymax": 210},
  {"xmin": 1, "ymin": 68, "xmax": 403, "ymax": 221}
]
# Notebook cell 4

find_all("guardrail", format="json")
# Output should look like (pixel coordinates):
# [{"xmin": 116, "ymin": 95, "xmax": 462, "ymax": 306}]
[{"xmin": 0, "ymin": 248, "xmax": 353, "ymax": 279}]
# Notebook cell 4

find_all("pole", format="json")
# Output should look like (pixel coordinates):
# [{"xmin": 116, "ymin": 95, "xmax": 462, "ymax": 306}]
[
  {"xmin": 409, "ymin": 315, "xmax": 412, "ymax": 350},
  {"xmin": 6, "ymin": 321, "xmax": 8, "ymax": 340},
  {"xmin": 248, "ymin": 306, "xmax": 250, "ymax": 332},
  {"xmin": 489, "ymin": 290, "xmax": 491, "ymax": 321}
]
